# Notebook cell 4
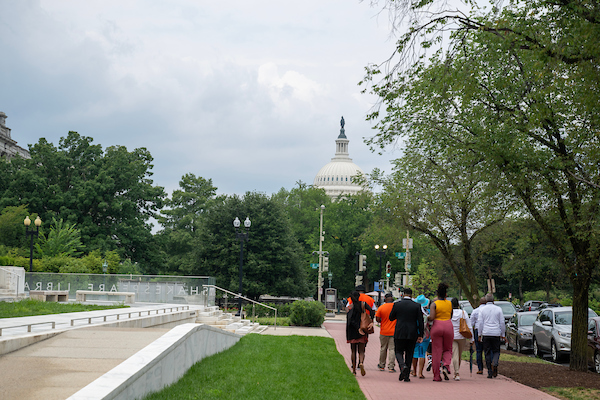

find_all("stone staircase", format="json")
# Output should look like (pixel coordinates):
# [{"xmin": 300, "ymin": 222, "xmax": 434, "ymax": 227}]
[{"xmin": 196, "ymin": 306, "xmax": 267, "ymax": 335}]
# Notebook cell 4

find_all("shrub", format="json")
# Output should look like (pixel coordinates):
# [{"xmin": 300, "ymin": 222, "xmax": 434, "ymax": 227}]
[{"xmin": 289, "ymin": 300, "xmax": 325, "ymax": 327}]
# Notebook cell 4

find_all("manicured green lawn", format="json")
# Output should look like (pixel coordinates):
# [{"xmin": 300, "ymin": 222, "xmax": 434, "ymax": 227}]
[
  {"xmin": 250, "ymin": 316, "xmax": 291, "ymax": 326},
  {"xmin": 0, "ymin": 299, "xmax": 128, "ymax": 318},
  {"xmin": 144, "ymin": 334, "xmax": 365, "ymax": 400}
]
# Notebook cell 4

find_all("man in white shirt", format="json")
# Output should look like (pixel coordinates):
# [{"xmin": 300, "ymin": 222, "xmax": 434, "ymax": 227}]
[
  {"xmin": 470, "ymin": 297, "xmax": 486, "ymax": 374},
  {"xmin": 476, "ymin": 293, "xmax": 505, "ymax": 379}
]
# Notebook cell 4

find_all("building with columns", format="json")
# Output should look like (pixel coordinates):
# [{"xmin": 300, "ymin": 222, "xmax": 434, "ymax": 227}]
[
  {"xmin": 0, "ymin": 112, "xmax": 30, "ymax": 160},
  {"xmin": 313, "ymin": 117, "xmax": 367, "ymax": 198}
]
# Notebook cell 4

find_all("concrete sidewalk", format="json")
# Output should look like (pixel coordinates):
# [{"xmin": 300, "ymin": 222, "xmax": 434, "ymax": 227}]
[
  {"xmin": 0, "ymin": 303, "xmax": 203, "ymax": 400},
  {"xmin": 0, "ymin": 326, "xmax": 169, "ymax": 400},
  {"xmin": 323, "ymin": 321, "xmax": 558, "ymax": 400}
]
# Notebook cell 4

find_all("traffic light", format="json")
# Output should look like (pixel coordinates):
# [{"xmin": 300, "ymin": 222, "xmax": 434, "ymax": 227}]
[
  {"xmin": 318, "ymin": 275, "xmax": 324, "ymax": 287},
  {"xmin": 355, "ymin": 275, "xmax": 363, "ymax": 286},
  {"xmin": 386, "ymin": 261, "xmax": 391, "ymax": 278},
  {"xmin": 394, "ymin": 272, "xmax": 402, "ymax": 286},
  {"xmin": 358, "ymin": 254, "xmax": 367, "ymax": 272},
  {"xmin": 323, "ymin": 257, "xmax": 329, "ymax": 272}
]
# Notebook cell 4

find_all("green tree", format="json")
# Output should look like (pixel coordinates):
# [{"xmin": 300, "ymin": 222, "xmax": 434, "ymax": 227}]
[
  {"xmin": 157, "ymin": 174, "xmax": 218, "ymax": 274},
  {"xmin": 325, "ymin": 192, "xmax": 375, "ymax": 298},
  {"xmin": 35, "ymin": 218, "xmax": 83, "ymax": 258},
  {"xmin": 379, "ymin": 148, "xmax": 510, "ymax": 306},
  {"xmin": 0, "ymin": 205, "xmax": 30, "ymax": 249},
  {"xmin": 194, "ymin": 192, "xmax": 310, "ymax": 299},
  {"xmin": 0, "ymin": 132, "xmax": 166, "ymax": 268},
  {"xmin": 411, "ymin": 261, "xmax": 440, "ymax": 298},
  {"xmin": 364, "ymin": 0, "xmax": 600, "ymax": 370}
]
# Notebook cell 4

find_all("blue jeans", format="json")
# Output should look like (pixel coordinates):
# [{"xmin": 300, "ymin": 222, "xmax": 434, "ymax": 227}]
[{"xmin": 474, "ymin": 329, "xmax": 484, "ymax": 372}]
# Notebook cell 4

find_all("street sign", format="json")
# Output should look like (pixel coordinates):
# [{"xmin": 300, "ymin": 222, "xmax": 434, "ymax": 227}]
[
  {"xmin": 396, "ymin": 252, "xmax": 406, "ymax": 259},
  {"xmin": 310, "ymin": 263, "xmax": 319, "ymax": 269}
]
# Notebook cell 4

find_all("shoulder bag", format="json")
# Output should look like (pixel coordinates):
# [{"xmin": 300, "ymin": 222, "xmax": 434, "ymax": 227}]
[
  {"xmin": 459, "ymin": 310, "xmax": 472, "ymax": 338},
  {"xmin": 360, "ymin": 302, "xmax": 375, "ymax": 334}
]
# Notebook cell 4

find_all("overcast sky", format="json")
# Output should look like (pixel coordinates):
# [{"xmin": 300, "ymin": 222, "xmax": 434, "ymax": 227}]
[{"xmin": 1, "ymin": 0, "xmax": 411, "ymax": 197}]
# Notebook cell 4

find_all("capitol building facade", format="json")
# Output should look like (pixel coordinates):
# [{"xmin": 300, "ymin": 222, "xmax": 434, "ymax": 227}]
[{"xmin": 313, "ymin": 117, "xmax": 367, "ymax": 198}]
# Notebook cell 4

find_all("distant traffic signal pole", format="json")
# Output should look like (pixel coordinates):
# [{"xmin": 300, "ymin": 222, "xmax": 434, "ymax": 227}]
[{"xmin": 375, "ymin": 244, "xmax": 387, "ymax": 306}]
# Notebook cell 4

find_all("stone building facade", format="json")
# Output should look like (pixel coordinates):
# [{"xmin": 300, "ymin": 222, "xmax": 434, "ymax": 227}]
[{"xmin": 0, "ymin": 112, "xmax": 30, "ymax": 160}]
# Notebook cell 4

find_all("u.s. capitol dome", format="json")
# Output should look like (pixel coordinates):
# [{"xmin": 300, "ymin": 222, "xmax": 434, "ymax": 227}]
[{"xmin": 313, "ymin": 117, "xmax": 367, "ymax": 198}]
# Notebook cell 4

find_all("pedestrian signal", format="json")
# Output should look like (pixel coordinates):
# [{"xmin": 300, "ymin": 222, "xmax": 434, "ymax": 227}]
[{"xmin": 355, "ymin": 275, "xmax": 363, "ymax": 286}]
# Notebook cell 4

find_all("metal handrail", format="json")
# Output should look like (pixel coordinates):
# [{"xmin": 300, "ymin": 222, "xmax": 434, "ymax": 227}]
[
  {"xmin": 205, "ymin": 284, "xmax": 277, "ymax": 329},
  {"xmin": 0, "ymin": 306, "xmax": 192, "ymax": 336},
  {"xmin": 70, "ymin": 305, "xmax": 190, "ymax": 326},
  {"xmin": 0, "ymin": 321, "xmax": 55, "ymax": 336},
  {"xmin": 0, "ymin": 267, "xmax": 22, "ymax": 297}
]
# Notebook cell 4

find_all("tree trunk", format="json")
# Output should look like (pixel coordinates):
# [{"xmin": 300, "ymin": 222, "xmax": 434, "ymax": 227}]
[{"xmin": 570, "ymin": 272, "xmax": 591, "ymax": 371}]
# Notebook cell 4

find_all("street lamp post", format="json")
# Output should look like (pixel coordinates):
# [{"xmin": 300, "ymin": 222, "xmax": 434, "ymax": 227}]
[
  {"xmin": 233, "ymin": 216, "xmax": 251, "ymax": 316},
  {"xmin": 24, "ymin": 216, "xmax": 42, "ymax": 272},
  {"xmin": 374, "ymin": 244, "xmax": 387, "ymax": 306}
]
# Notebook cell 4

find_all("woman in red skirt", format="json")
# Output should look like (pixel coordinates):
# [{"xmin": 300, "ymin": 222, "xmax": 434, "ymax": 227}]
[{"xmin": 346, "ymin": 290, "xmax": 374, "ymax": 376}]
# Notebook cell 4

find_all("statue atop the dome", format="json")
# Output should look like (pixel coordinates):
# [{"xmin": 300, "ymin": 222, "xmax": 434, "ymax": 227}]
[{"xmin": 340, "ymin": 116, "xmax": 345, "ymax": 129}]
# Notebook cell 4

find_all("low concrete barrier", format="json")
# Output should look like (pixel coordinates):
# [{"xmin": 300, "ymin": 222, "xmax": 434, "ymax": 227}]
[
  {"xmin": 67, "ymin": 323, "xmax": 241, "ymax": 400},
  {"xmin": 76, "ymin": 290, "xmax": 135, "ymax": 304}
]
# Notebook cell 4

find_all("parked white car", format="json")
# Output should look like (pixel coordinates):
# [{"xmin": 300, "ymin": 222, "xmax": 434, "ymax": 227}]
[{"xmin": 532, "ymin": 306, "xmax": 598, "ymax": 363}]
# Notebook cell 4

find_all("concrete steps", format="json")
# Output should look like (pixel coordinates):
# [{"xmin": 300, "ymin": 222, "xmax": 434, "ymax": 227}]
[{"xmin": 195, "ymin": 306, "xmax": 265, "ymax": 335}]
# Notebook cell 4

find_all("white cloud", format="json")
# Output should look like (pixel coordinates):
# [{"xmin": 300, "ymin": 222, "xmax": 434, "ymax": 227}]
[{"xmin": 1, "ymin": 0, "xmax": 402, "ymax": 197}]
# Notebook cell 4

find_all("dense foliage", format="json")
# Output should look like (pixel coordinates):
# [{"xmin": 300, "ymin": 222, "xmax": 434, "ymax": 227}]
[{"xmin": 363, "ymin": 0, "xmax": 600, "ymax": 371}]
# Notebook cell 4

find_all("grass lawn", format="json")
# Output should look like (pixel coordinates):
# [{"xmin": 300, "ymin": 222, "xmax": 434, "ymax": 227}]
[
  {"xmin": 543, "ymin": 387, "xmax": 600, "ymax": 400},
  {"xmin": 0, "ymin": 298, "xmax": 128, "ymax": 318},
  {"xmin": 144, "ymin": 334, "xmax": 365, "ymax": 400},
  {"xmin": 249, "ymin": 316, "xmax": 291, "ymax": 326}
]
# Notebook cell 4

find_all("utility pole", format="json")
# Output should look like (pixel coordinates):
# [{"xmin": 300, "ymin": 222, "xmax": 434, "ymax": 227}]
[{"xmin": 318, "ymin": 205, "xmax": 325, "ymax": 302}]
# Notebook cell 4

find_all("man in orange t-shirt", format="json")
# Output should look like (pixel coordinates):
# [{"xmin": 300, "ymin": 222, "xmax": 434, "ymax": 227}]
[
  {"xmin": 346, "ymin": 285, "xmax": 375, "ymax": 310},
  {"xmin": 375, "ymin": 293, "xmax": 397, "ymax": 372}
]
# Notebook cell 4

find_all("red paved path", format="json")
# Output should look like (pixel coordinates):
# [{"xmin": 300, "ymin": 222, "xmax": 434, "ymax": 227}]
[{"xmin": 324, "ymin": 321, "xmax": 558, "ymax": 400}]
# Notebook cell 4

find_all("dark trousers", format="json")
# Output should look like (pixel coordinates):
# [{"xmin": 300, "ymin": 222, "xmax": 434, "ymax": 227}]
[
  {"xmin": 474, "ymin": 329, "xmax": 484, "ymax": 372},
  {"xmin": 482, "ymin": 336, "xmax": 501, "ymax": 375},
  {"xmin": 394, "ymin": 338, "xmax": 417, "ymax": 371}
]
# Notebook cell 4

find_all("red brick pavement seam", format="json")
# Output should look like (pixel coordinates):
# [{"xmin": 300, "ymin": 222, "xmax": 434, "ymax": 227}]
[{"xmin": 324, "ymin": 321, "xmax": 558, "ymax": 400}]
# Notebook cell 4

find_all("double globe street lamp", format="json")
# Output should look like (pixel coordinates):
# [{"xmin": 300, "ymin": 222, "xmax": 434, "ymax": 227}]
[
  {"xmin": 24, "ymin": 216, "xmax": 42, "ymax": 272},
  {"xmin": 375, "ymin": 244, "xmax": 387, "ymax": 306},
  {"xmin": 233, "ymin": 216, "xmax": 251, "ymax": 316}
]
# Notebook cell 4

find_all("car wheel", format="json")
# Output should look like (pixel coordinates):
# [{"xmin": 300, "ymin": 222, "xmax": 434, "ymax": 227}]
[
  {"xmin": 551, "ymin": 340, "xmax": 561, "ymax": 363},
  {"xmin": 595, "ymin": 352, "xmax": 600, "ymax": 374},
  {"xmin": 516, "ymin": 340, "xmax": 522, "ymax": 354},
  {"xmin": 533, "ymin": 337, "xmax": 541, "ymax": 358}
]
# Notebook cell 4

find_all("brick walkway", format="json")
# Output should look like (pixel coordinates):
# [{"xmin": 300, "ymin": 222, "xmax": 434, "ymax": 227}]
[{"xmin": 324, "ymin": 321, "xmax": 558, "ymax": 400}]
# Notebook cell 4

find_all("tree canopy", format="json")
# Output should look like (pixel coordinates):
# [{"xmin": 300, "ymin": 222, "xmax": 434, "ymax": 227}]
[{"xmin": 363, "ymin": 0, "xmax": 600, "ymax": 371}]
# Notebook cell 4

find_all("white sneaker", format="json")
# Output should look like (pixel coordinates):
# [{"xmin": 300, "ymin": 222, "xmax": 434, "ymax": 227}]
[{"xmin": 454, "ymin": 374, "xmax": 460, "ymax": 381}]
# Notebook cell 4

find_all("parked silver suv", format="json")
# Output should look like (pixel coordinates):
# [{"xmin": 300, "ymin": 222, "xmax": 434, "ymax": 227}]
[{"xmin": 532, "ymin": 306, "xmax": 598, "ymax": 363}]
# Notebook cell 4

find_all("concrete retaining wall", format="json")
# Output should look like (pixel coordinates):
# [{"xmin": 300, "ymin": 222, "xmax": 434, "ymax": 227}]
[
  {"xmin": 67, "ymin": 323, "xmax": 240, "ymax": 400},
  {"xmin": 0, "ymin": 309, "xmax": 197, "ymax": 356}
]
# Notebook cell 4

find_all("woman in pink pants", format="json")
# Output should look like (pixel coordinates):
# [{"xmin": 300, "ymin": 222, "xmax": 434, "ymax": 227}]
[{"xmin": 428, "ymin": 283, "xmax": 453, "ymax": 381}]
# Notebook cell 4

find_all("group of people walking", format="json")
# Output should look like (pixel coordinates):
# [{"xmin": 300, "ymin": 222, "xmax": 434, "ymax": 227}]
[{"xmin": 346, "ymin": 283, "xmax": 506, "ymax": 382}]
